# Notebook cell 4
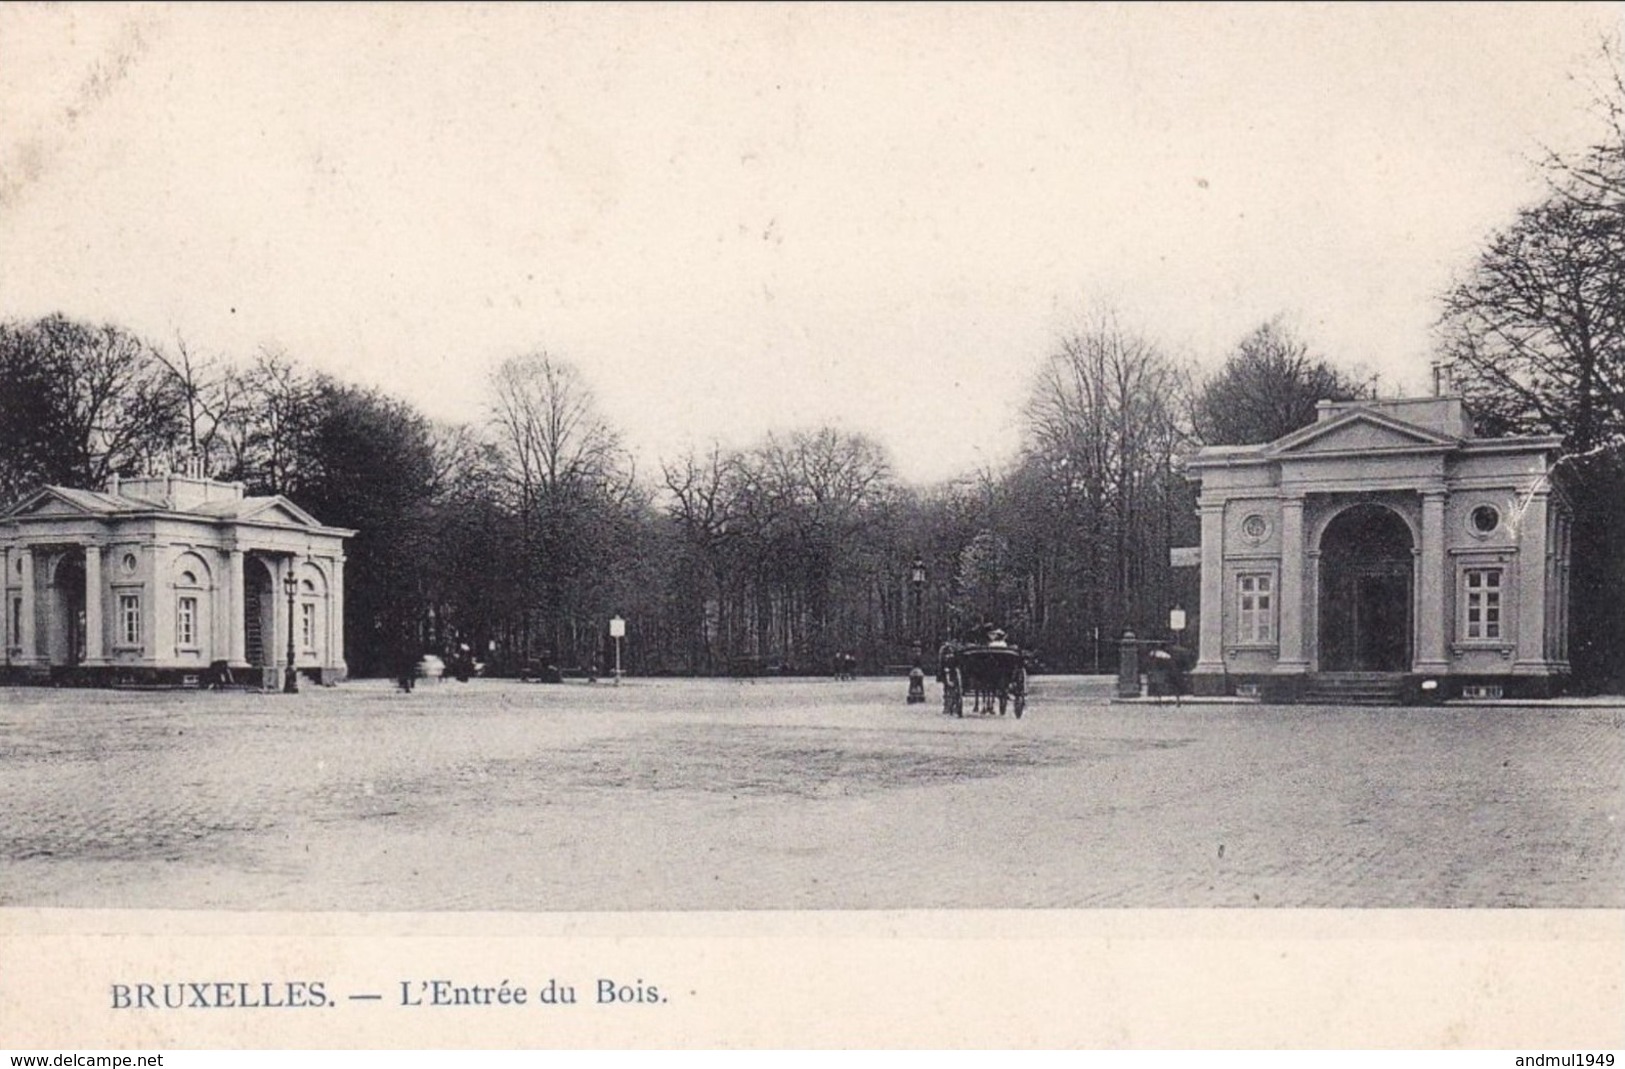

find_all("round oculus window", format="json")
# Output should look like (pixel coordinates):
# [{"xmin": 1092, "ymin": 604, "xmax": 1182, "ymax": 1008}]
[
  {"xmin": 121, "ymin": 553, "xmax": 138, "ymax": 573},
  {"xmin": 1241, "ymin": 514, "xmax": 1269, "ymax": 542},
  {"xmin": 1470, "ymin": 505, "xmax": 1500, "ymax": 535}
]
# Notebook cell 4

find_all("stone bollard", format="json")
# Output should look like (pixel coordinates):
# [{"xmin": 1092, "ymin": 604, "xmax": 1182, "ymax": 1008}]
[{"xmin": 1116, "ymin": 630, "xmax": 1141, "ymax": 698}]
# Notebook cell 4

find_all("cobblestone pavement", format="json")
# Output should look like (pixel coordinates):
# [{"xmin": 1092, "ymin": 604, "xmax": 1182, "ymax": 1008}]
[{"xmin": 0, "ymin": 677, "xmax": 1619, "ymax": 910}]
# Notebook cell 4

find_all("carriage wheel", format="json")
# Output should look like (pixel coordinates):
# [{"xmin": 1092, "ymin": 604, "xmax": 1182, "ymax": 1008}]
[{"xmin": 1013, "ymin": 669, "xmax": 1027, "ymax": 719}]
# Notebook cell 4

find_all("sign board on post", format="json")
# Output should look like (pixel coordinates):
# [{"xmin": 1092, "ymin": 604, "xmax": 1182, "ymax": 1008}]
[{"xmin": 609, "ymin": 617, "xmax": 626, "ymax": 685}]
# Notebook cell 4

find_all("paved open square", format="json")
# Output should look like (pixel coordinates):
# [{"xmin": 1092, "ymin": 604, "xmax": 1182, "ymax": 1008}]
[{"xmin": 1, "ymin": 677, "xmax": 1619, "ymax": 910}]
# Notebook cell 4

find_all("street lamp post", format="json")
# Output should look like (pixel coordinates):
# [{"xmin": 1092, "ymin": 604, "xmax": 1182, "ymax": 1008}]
[
  {"xmin": 282, "ymin": 566, "xmax": 299, "ymax": 694},
  {"xmin": 910, "ymin": 557, "xmax": 926, "ymax": 649},
  {"xmin": 907, "ymin": 557, "xmax": 927, "ymax": 704}
]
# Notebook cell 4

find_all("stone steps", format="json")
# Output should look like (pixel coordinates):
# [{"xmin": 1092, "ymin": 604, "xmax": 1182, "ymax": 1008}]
[{"xmin": 1302, "ymin": 672, "xmax": 1408, "ymax": 705}]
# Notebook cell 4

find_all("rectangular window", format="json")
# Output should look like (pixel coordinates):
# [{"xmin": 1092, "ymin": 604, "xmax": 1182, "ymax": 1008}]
[
  {"xmin": 1464, "ymin": 567, "xmax": 1502, "ymax": 640},
  {"xmin": 119, "ymin": 593, "xmax": 142, "ymax": 646},
  {"xmin": 9, "ymin": 596, "xmax": 19, "ymax": 647},
  {"xmin": 300, "ymin": 602, "xmax": 316, "ymax": 650},
  {"xmin": 1237, "ymin": 573, "xmax": 1274, "ymax": 643},
  {"xmin": 177, "ymin": 596, "xmax": 197, "ymax": 647}
]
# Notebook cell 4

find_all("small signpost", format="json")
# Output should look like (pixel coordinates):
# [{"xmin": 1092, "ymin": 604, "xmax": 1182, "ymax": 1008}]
[
  {"xmin": 1164, "ymin": 607, "xmax": 1189, "ymax": 704},
  {"xmin": 609, "ymin": 616, "xmax": 625, "ymax": 686}
]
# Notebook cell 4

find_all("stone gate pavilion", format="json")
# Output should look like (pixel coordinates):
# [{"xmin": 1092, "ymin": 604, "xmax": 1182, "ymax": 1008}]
[
  {"xmin": 1, "ymin": 471, "xmax": 352, "ymax": 687},
  {"xmin": 1181, "ymin": 386, "xmax": 1573, "ymax": 702}
]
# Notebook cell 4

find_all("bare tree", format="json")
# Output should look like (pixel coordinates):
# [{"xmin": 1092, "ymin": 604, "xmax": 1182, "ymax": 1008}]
[
  {"xmin": 217, "ymin": 348, "xmax": 320, "ymax": 494},
  {"xmin": 487, "ymin": 351, "xmax": 633, "ymax": 663},
  {"xmin": 1023, "ymin": 309, "xmax": 1192, "ymax": 633},
  {"xmin": 1544, "ymin": 36, "xmax": 1625, "ymax": 222},
  {"xmin": 1442, "ymin": 56, "xmax": 1625, "ymax": 691},
  {"xmin": 152, "ymin": 334, "xmax": 249, "ymax": 472},
  {"xmin": 1438, "ymin": 195, "xmax": 1624, "ymax": 452},
  {"xmin": 0, "ymin": 315, "xmax": 183, "ymax": 495},
  {"xmin": 489, "ymin": 352, "xmax": 629, "ymax": 508}
]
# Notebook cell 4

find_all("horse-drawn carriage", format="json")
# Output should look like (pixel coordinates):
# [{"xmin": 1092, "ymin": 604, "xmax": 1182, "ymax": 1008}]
[{"xmin": 940, "ymin": 642, "xmax": 1027, "ymax": 718}]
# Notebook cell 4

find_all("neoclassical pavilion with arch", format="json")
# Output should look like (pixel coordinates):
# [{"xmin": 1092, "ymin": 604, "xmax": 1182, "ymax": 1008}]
[
  {"xmin": 1, "ymin": 470, "xmax": 352, "ymax": 687},
  {"xmin": 1182, "ymin": 386, "xmax": 1573, "ymax": 702}
]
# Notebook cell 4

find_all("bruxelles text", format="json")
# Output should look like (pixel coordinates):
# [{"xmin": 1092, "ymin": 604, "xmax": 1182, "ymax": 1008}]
[
  {"xmin": 108, "ymin": 979, "xmax": 666, "ymax": 1009},
  {"xmin": 110, "ymin": 982, "xmax": 328, "ymax": 1010}
]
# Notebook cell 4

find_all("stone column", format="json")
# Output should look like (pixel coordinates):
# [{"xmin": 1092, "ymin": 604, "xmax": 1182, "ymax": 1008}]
[
  {"xmin": 1193, "ymin": 499, "xmax": 1226, "ymax": 683},
  {"xmin": 1415, "ymin": 489, "xmax": 1449, "ymax": 673},
  {"xmin": 1514, "ymin": 491, "xmax": 1550, "ymax": 672},
  {"xmin": 1274, "ymin": 495, "xmax": 1308, "ymax": 674},
  {"xmin": 82, "ymin": 544, "xmax": 104, "ymax": 663},
  {"xmin": 1305, "ymin": 548, "xmax": 1323, "ymax": 669},
  {"xmin": 1116, "ymin": 631, "xmax": 1141, "ymax": 698},
  {"xmin": 18, "ymin": 547, "xmax": 36, "ymax": 663},
  {"xmin": 272, "ymin": 556, "xmax": 288, "ymax": 671},
  {"xmin": 228, "ymin": 549, "xmax": 247, "ymax": 667}
]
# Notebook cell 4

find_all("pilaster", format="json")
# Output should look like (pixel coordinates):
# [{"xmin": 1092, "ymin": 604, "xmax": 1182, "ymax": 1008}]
[
  {"xmin": 330, "ymin": 556, "xmax": 347, "ymax": 677},
  {"xmin": 1514, "ymin": 491, "xmax": 1550, "ymax": 670},
  {"xmin": 1193, "ymin": 499, "xmax": 1225, "ymax": 677},
  {"xmin": 1415, "ymin": 488, "xmax": 1449, "ymax": 672},
  {"xmin": 150, "ymin": 544, "xmax": 172, "ymax": 667},
  {"xmin": 228, "ymin": 549, "xmax": 248, "ymax": 667},
  {"xmin": 18, "ymin": 547, "xmax": 36, "ymax": 663},
  {"xmin": 83, "ymin": 543, "xmax": 104, "ymax": 663},
  {"xmin": 1274, "ymin": 495, "xmax": 1308, "ymax": 673}
]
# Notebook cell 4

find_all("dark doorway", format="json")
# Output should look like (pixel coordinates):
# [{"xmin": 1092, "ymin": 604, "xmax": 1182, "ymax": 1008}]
[
  {"xmin": 1319, "ymin": 504, "xmax": 1413, "ymax": 672},
  {"xmin": 244, "ymin": 557, "xmax": 274, "ymax": 668},
  {"xmin": 52, "ymin": 551, "xmax": 86, "ymax": 666}
]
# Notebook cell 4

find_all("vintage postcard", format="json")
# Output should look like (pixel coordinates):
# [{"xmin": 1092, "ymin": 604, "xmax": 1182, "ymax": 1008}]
[{"xmin": 1, "ymin": 2, "xmax": 1621, "ymax": 1050}]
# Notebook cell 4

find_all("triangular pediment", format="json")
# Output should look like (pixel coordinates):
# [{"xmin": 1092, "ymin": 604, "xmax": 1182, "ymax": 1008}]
[
  {"xmin": 1266, "ymin": 409, "xmax": 1460, "ymax": 458},
  {"xmin": 1, "ymin": 486, "xmax": 121, "ymax": 521},
  {"xmin": 13, "ymin": 496, "xmax": 89, "ymax": 518},
  {"xmin": 236, "ymin": 496, "xmax": 324, "ymax": 528}
]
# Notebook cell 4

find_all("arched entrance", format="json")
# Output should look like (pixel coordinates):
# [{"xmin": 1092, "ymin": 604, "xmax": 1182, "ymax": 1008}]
[
  {"xmin": 243, "ymin": 557, "xmax": 275, "ymax": 668},
  {"xmin": 1318, "ymin": 504, "xmax": 1413, "ymax": 672},
  {"xmin": 51, "ymin": 550, "xmax": 86, "ymax": 666}
]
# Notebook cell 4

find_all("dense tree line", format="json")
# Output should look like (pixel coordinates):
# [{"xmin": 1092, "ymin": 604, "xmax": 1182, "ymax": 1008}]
[
  {"xmin": 2, "ymin": 281, "xmax": 1616, "ymax": 685},
  {"xmin": 0, "ymin": 309, "xmax": 1207, "ymax": 675},
  {"xmin": 2, "ymin": 60, "xmax": 1618, "ymax": 686}
]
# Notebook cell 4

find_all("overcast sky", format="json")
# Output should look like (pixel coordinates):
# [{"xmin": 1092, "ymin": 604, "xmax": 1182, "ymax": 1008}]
[{"xmin": 1, "ymin": 3, "xmax": 1619, "ymax": 483}]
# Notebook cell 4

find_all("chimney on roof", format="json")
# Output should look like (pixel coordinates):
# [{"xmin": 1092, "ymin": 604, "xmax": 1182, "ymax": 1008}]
[{"xmin": 106, "ymin": 473, "xmax": 121, "ymax": 496}]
